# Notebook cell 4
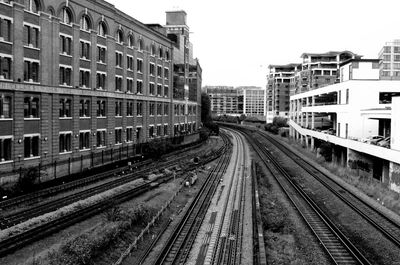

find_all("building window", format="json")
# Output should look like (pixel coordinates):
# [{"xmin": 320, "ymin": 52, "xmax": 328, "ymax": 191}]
[
  {"xmin": 80, "ymin": 15, "xmax": 91, "ymax": 31},
  {"xmin": 127, "ymin": 101, "xmax": 133, "ymax": 116},
  {"xmin": 97, "ymin": 100, "xmax": 106, "ymax": 117},
  {"xmin": 79, "ymin": 99, "xmax": 90, "ymax": 117},
  {"xmin": 61, "ymin": 7, "xmax": 73, "ymax": 24},
  {"xmin": 59, "ymin": 66, "xmax": 72, "ymax": 86},
  {"xmin": 126, "ymin": 127, "xmax": 133, "ymax": 142},
  {"xmin": 164, "ymin": 104, "xmax": 169, "ymax": 116},
  {"xmin": 127, "ymin": 79, "xmax": 133, "ymax": 93},
  {"xmin": 127, "ymin": 56, "xmax": 133, "ymax": 70},
  {"xmin": 346, "ymin": 89, "xmax": 349, "ymax": 104},
  {"xmin": 80, "ymin": 41, "xmax": 90, "ymax": 59},
  {"xmin": 156, "ymin": 125, "xmax": 161, "ymax": 136},
  {"xmin": 116, "ymin": 30, "xmax": 124, "ymax": 44},
  {"xmin": 137, "ymin": 101, "xmax": 143, "ymax": 116},
  {"xmin": 163, "ymin": 125, "xmax": 168, "ymax": 136},
  {"xmin": 97, "ymin": 46, "xmax": 106, "ymax": 63},
  {"xmin": 136, "ymin": 127, "xmax": 142, "ymax": 142},
  {"xmin": 149, "ymin": 83, "xmax": 155, "ymax": 95},
  {"xmin": 138, "ymin": 39, "xmax": 143, "ymax": 51},
  {"xmin": 137, "ymin": 80, "xmax": 143, "ymax": 94},
  {"xmin": 115, "ymin": 76, "xmax": 122, "ymax": 92},
  {"xmin": 60, "ymin": 35, "xmax": 72, "ymax": 55},
  {"xmin": 79, "ymin": 69, "xmax": 90, "ymax": 88},
  {"xmin": 128, "ymin": 35, "xmax": 134, "ymax": 48},
  {"xmin": 96, "ymin": 130, "xmax": 106, "ymax": 147},
  {"xmin": 116, "ymin": 52, "xmax": 123, "ymax": 67},
  {"xmin": 157, "ymin": 65, "xmax": 162, "ymax": 78},
  {"xmin": 24, "ymin": 96, "xmax": 39, "ymax": 118},
  {"xmin": 0, "ymin": 95, "xmax": 11, "ymax": 118},
  {"xmin": 79, "ymin": 131, "xmax": 90, "ymax": 150},
  {"xmin": 137, "ymin": 59, "xmax": 143, "ymax": 73},
  {"xmin": 149, "ymin": 102, "xmax": 155, "ymax": 116},
  {"xmin": 24, "ymin": 135, "xmax": 39, "ymax": 158},
  {"xmin": 59, "ymin": 98, "xmax": 72, "ymax": 117},
  {"xmin": 157, "ymin": 103, "xmax": 162, "ymax": 115},
  {"xmin": 23, "ymin": 25, "xmax": 39, "ymax": 48},
  {"xmin": 164, "ymin": 68, "xmax": 169, "ymax": 79},
  {"xmin": 0, "ymin": 18, "xmax": 12, "ymax": 42},
  {"xmin": 149, "ymin": 63, "xmax": 155, "ymax": 76},
  {"xmin": 115, "ymin": 128, "xmax": 122, "ymax": 144},
  {"xmin": 24, "ymin": 61, "xmax": 39, "ymax": 82},
  {"xmin": 164, "ymin": 86, "xmax": 169, "ymax": 97},
  {"xmin": 149, "ymin": 126, "xmax": 154, "ymax": 138},
  {"xmin": 96, "ymin": 73, "xmax": 106, "ymax": 89},
  {"xmin": 59, "ymin": 132, "xmax": 72, "ymax": 153},
  {"xmin": 25, "ymin": 0, "xmax": 40, "ymax": 13},
  {"xmin": 151, "ymin": 45, "xmax": 155, "ymax": 56},
  {"xmin": 157, "ymin": 84, "xmax": 162, "ymax": 96},
  {"xmin": 115, "ymin": 100, "xmax": 122, "ymax": 116},
  {"xmin": 98, "ymin": 22, "xmax": 107, "ymax": 37},
  {"xmin": 0, "ymin": 56, "xmax": 12, "ymax": 80},
  {"xmin": 0, "ymin": 138, "xmax": 12, "ymax": 162},
  {"xmin": 165, "ymin": 50, "xmax": 170, "ymax": 61}
]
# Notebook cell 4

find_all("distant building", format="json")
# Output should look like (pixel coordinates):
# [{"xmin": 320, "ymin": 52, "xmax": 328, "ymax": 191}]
[
  {"xmin": 378, "ymin": 40, "xmax": 400, "ymax": 79},
  {"xmin": 204, "ymin": 86, "xmax": 243, "ymax": 116},
  {"xmin": 241, "ymin": 86, "xmax": 266, "ymax": 120}
]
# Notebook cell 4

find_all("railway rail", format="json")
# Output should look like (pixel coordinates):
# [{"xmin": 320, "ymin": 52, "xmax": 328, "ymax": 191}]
[
  {"xmin": 0, "ymin": 134, "xmax": 230, "ymax": 257},
  {"xmin": 152, "ymin": 132, "xmax": 232, "ymax": 265},
  {"xmin": 225, "ymin": 125, "xmax": 371, "ymax": 265}
]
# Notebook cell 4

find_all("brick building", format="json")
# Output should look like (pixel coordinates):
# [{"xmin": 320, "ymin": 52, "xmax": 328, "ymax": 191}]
[{"xmin": 0, "ymin": 0, "xmax": 200, "ymax": 184}]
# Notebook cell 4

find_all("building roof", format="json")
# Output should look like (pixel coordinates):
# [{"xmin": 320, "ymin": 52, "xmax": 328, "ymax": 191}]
[
  {"xmin": 268, "ymin": 63, "xmax": 300, "ymax": 69},
  {"xmin": 339, "ymin": 58, "xmax": 381, "ymax": 67},
  {"xmin": 300, "ymin": 50, "xmax": 361, "ymax": 59}
]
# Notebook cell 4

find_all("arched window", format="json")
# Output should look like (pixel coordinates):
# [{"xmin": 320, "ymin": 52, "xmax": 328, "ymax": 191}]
[
  {"xmin": 61, "ymin": 7, "xmax": 72, "ymax": 24},
  {"xmin": 98, "ymin": 21, "xmax": 107, "ymax": 37},
  {"xmin": 116, "ymin": 30, "xmax": 124, "ymax": 44},
  {"xmin": 138, "ymin": 39, "xmax": 143, "ymax": 51},
  {"xmin": 80, "ymin": 15, "xmax": 91, "ymax": 31},
  {"xmin": 25, "ymin": 0, "xmax": 40, "ymax": 13},
  {"xmin": 165, "ymin": 50, "xmax": 170, "ymax": 61},
  {"xmin": 151, "ymin": 44, "xmax": 155, "ymax": 56},
  {"xmin": 159, "ymin": 47, "xmax": 163, "ymax": 58},
  {"xmin": 128, "ymin": 35, "xmax": 134, "ymax": 48}
]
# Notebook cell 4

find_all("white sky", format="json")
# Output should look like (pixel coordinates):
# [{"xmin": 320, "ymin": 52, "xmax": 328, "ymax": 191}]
[{"xmin": 110, "ymin": 0, "xmax": 400, "ymax": 88}]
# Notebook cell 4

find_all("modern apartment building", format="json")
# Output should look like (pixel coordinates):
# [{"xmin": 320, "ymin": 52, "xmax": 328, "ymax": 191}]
[
  {"xmin": 289, "ymin": 58, "xmax": 400, "ymax": 192},
  {"xmin": 163, "ymin": 10, "xmax": 201, "ymax": 135},
  {"xmin": 0, "ymin": 0, "xmax": 201, "ymax": 184},
  {"xmin": 241, "ymin": 86, "xmax": 266, "ymax": 120},
  {"xmin": 204, "ymin": 86, "xmax": 243, "ymax": 116},
  {"xmin": 378, "ymin": 39, "xmax": 400, "ymax": 79}
]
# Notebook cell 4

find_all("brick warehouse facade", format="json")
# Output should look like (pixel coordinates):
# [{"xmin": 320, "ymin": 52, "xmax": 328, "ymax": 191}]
[{"xmin": 0, "ymin": 0, "xmax": 201, "ymax": 184}]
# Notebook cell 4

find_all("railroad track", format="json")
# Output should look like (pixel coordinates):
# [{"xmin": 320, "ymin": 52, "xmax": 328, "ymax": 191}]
[
  {"xmin": 153, "ymin": 132, "xmax": 232, "ymax": 265},
  {"xmin": 226, "ymin": 126, "xmax": 371, "ymax": 265},
  {"xmin": 0, "ymin": 135, "xmax": 230, "ymax": 258},
  {"xmin": 255, "ymin": 130, "xmax": 400, "ymax": 249}
]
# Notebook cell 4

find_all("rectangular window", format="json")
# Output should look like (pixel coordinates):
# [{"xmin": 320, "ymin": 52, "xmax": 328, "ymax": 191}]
[
  {"xmin": 0, "ymin": 138, "xmax": 12, "ymax": 162},
  {"xmin": 79, "ymin": 131, "xmax": 90, "ymax": 150},
  {"xmin": 157, "ymin": 103, "xmax": 162, "ymax": 115},
  {"xmin": 96, "ymin": 130, "xmax": 106, "ymax": 147},
  {"xmin": 59, "ymin": 98, "xmax": 72, "ymax": 117},
  {"xmin": 149, "ymin": 102, "xmax": 155, "ymax": 116},
  {"xmin": 23, "ymin": 25, "xmax": 39, "ymax": 48},
  {"xmin": 338, "ymin": 90, "xmax": 341, "ymax": 104},
  {"xmin": 115, "ymin": 76, "xmax": 122, "ymax": 92},
  {"xmin": 149, "ymin": 83, "xmax": 155, "ymax": 95},
  {"xmin": 126, "ymin": 127, "xmax": 133, "ymax": 142},
  {"xmin": 115, "ymin": 100, "xmax": 122, "ymax": 116},
  {"xmin": 345, "ymin": 123, "xmax": 348, "ymax": 139},
  {"xmin": 157, "ymin": 84, "xmax": 162, "ymax": 96},
  {"xmin": 97, "ymin": 46, "xmax": 106, "ymax": 63},
  {"xmin": 59, "ymin": 132, "xmax": 72, "ymax": 153},
  {"xmin": 115, "ymin": 128, "xmax": 122, "ymax": 144},
  {"xmin": 96, "ymin": 72, "xmax": 106, "ymax": 90},
  {"xmin": 97, "ymin": 100, "xmax": 106, "ymax": 117},
  {"xmin": 164, "ymin": 68, "xmax": 169, "ymax": 79},
  {"xmin": 60, "ymin": 35, "xmax": 72, "ymax": 55},
  {"xmin": 59, "ymin": 66, "xmax": 72, "ymax": 86},
  {"xmin": 0, "ymin": 95, "xmax": 12, "ymax": 118},
  {"xmin": 164, "ymin": 104, "xmax": 169, "ymax": 116},
  {"xmin": 137, "ymin": 101, "xmax": 143, "ymax": 116},
  {"xmin": 137, "ymin": 59, "xmax": 143, "ymax": 73},
  {"xmin": 24, "ymin": 135, "xmax": 39, "ymax": 158},
  {"xmin": 163, "ymin": 125, "xmax": 168, "ymax": 136},
  {"xmin": 164, "ymin": 86, "xmax": 169, "ymax": 97},
  {"xmin": 24, "ymin": 61, "xmax": 39, "ymax": 82},
  {"xmin": 24, "ymin": 96, "xmax": 39, "ymax": 118},
  {"xmin": 79, "ymin": 69, "xmax": 90, "ymax": 88},
  {"xmin": 136, "ymin": 127, "xmax": 142, "ymax": 142},
  {"xmin": 127, "ymin": 56, "xmax": 133, "ymax": 70},
  {"xmin": 79, "ymin": 99, "xmax": 90, "ymax": 117},
  {"xmin": 136, "ymin": 80, "xmax": 143, "ymax": 94},
  {"xmin": 157, "ymin": 65, "xmax": 162, "ymax": 78},
  {"xmin": 0, "ymin": 18, "xmax": 12, "ymax": 42},
  {"xmin": 149, "ymin": 63, "xmax": 155, "ymax": 76},
  {"xmin": 149, "ymin": 126, "xmax": 154, "ymax": 138},
  {"xmin": 127, "ymin": 79, "xmax": 133, "ymax": 93},
  {"xmin": 116, "ymin": 52, "xmax": 123, "ymax": 67},
  {"xmin": 156, "ymin": 125, "xmax": 161, "ymax": 136},
  {"xmin": 80, "ymin": 41, "xmax": 90, "ymax": 59},
  {"xmin": 346, "ymin": 89, "xmax": 349, "ymax": 104},
  {"xmin": 127, "ymin": 101, "xmax": 133, "ymax": 116},
  {"xmin": 0, "ymin": 56, "xmax": 12, "ymax": 80}
]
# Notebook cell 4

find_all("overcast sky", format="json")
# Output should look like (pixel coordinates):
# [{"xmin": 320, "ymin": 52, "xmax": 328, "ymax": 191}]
[{"xmin": 111, "ymin": 0, "xmax": 400, "ymax": 88}]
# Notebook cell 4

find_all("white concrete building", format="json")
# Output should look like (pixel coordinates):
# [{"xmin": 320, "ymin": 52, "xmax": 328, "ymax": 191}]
[
  {"xmin": 289, "ymin": 58, "xmax": 400, "ymax": 192},
  {"xmin": 242, "ymin": 87, "xmax": 266, "ymax": 120}
]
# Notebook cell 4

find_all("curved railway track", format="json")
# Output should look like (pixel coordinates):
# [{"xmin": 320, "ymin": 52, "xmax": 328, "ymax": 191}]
[
  {"xmin": 153, "ymin": 132, "xmax": 232, "ymax": 265},
  {"xmin": 0, "ymin": 135, "xmax": 230, "ymax": 258},
  {"xmin": 225, "ymin": 125, "xmax": 371, "ymax": 265}
]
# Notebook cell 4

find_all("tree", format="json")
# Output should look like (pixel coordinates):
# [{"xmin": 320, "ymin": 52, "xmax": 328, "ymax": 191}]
[
  {"xmin": 272, "ymin": 116, "xmax": 288, "ymax": 127},
  {"xmin": 201, "ymin": 92, "xmax": 212, "ymax": 124}
]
